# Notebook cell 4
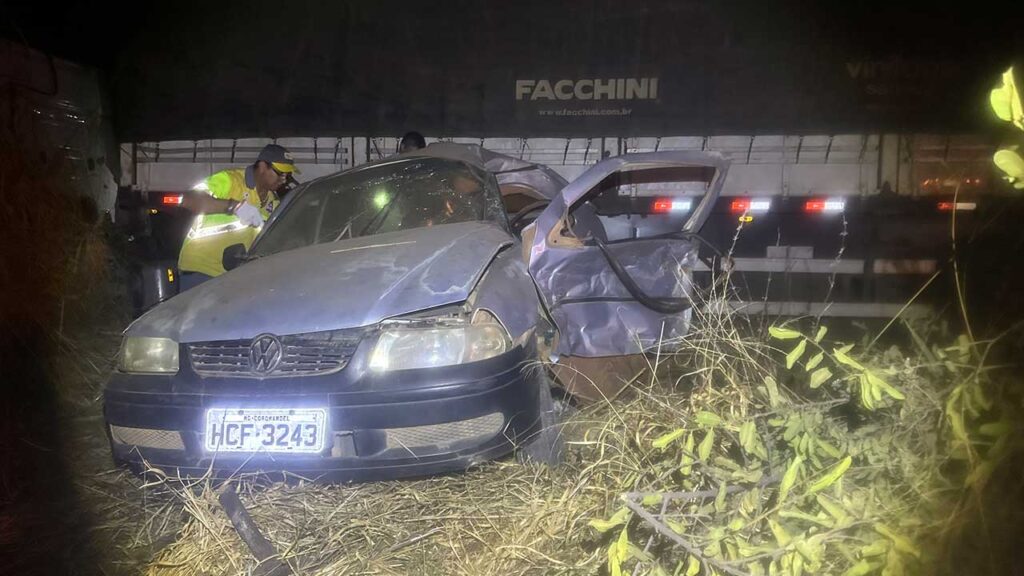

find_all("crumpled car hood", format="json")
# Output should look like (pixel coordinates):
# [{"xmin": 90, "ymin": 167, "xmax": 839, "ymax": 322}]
[{"xmin": 128, "ymin": 222, "xmax": 513, "ymax": 343}]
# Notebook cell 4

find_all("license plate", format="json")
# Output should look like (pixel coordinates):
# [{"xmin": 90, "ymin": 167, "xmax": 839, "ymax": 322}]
[{"xmin": 204, "ymin": 408, "xmax": 327, "ymax": 454}]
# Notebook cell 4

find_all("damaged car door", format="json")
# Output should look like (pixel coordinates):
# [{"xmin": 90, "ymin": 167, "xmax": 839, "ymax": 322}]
[{"xmin": 524, "ymin": 152, "xmax": 729, "ymax": 401}]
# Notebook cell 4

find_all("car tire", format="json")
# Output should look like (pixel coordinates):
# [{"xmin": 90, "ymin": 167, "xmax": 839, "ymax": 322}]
[{"xmin": 517, "ymin": 372, "xmax": 565, "ymax": 467}]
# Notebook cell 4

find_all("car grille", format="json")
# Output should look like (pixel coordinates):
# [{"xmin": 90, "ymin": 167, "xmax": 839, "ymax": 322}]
[
  {"xmin": 188, "ymin": 329, "xmax": 364, "ymax": 377},
  {"xmin": 109, "ymin": 425, "xmax": 185, "ymax": 450},
  {"xmin": 384, "ymin": 413, "xmax": 505, "ymax": 451}
]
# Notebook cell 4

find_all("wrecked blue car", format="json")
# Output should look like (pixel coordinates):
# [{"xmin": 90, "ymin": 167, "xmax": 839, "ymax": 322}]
[{"xmin": 103, "ymin": 143, "xmax": 728, "ymax": 481}]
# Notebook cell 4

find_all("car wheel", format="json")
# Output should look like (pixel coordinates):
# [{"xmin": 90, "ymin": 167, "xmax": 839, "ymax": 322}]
[{"xmin": 517, "ymin": 372, "xmax": 565, "ymax": 467}]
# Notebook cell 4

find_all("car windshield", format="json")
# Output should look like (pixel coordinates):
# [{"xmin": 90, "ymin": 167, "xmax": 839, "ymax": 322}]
[{"xmin": 251, "ymin": 157, "xmax": 507, "ymax": 257}]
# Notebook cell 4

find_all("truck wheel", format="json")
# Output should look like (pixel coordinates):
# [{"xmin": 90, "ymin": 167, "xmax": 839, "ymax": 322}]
[{"xmin": 517, "ymin": 373, "xmax": 565, "ymax": 467}]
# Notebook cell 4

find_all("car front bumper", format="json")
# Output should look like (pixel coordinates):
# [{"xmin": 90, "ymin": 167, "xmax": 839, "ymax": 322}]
[{"xmin": 103, "ymin": 344, "xmax": 541, "ymax": 482}]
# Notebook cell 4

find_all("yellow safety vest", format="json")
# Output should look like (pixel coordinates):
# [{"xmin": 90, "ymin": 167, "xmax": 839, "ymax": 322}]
[{"xmin": 177, "ymin": 167, "xmax": 280, "ymax": 277}]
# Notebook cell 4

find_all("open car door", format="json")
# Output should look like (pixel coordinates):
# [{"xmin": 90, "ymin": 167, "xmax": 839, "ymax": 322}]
[{"xmin": 524, "ymin": 151, "xmax": 729, "ymax": 401}]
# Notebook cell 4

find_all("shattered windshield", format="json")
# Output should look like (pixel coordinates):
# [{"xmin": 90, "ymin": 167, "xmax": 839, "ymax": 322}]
[{"xmin": 252, "ymin": 157, "xmax": 507, "ymax": 257}]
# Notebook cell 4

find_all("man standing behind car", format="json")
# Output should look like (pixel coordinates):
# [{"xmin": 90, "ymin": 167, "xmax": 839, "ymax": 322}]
[{"xmin": 177, "ymin": 144, "xmax": 298, "ymax": 290}]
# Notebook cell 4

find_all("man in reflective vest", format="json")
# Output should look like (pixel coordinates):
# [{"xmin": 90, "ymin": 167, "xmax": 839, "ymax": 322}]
[{"xmin": 177, "ymin": 144, "xmax": 298, "ymax": 290}]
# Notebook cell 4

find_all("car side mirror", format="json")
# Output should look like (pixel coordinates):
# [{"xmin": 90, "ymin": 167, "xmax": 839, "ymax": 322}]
[{"xmin": 222, "ymin": 243, "xmax": 248, "ymax": 271}]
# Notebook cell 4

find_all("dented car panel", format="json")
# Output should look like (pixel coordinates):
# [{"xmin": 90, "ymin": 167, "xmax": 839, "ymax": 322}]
[
  {"xmin": 527, "ymin": 151, "xmax": 729, "ymax": 358},
  {"xmin": 128, "ymin": 222, "xmax": 513, "ymax": 343}
]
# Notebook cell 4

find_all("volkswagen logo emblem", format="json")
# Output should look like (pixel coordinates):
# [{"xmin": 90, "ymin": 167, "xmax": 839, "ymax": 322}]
[{"xmin": 249, "ymin": 334, "xmax": 283, "ymax": 374}]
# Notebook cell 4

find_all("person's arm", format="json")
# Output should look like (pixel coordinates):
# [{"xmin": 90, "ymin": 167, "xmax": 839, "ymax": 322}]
[
  {"xmin": 180, "ymin": 171, "xmax": 242, "ymax": 214},
  {"xmin": 181, "ymin": 192, "xmax": 238, "ymax": 214}
]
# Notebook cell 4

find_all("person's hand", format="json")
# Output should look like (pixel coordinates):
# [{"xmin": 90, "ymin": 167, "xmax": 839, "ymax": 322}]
[{"xmin": 233, "ymin": 201, "xmax": 264, "ymax": 228}]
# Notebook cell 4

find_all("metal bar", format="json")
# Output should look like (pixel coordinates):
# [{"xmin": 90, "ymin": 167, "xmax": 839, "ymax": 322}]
[
  {"xmin": 704, "ymin": 300, "xmax": 930, "ymax": 318},
  {"xmin": 795, "ymin": 135, "xmax": 804, "ymax": 164},
  {"xmin": 745, "ymin": 135, "xmax": 754, "ymax": 164},
  {"xmin": 693, "ymin": 257, "xmax": 865, "ymax": 274},
  {"xmin": 825, "ymin": 134, "xmax": 834, "ymax": 163},
  {"xmin": 562, "ymin": 138, "xmax": 570, "ymax": 164},
  {"xmin": 218, "ymin": 485, "xmax": 291, "ymax": 576}
]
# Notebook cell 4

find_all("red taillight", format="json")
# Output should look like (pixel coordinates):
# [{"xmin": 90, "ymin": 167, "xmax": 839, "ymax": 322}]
[
  {"xmin": 162, "ymin": 194, "xmax": 184, "ymax": 205},
  {"xmin": 938, "ymin": 201, "xmax": 977, "ymax": 211},
  {"xmin": 652, "ymin": 198, "xmax": 692, "ymax": 213},
  {"xmin": 804, "ymin": 199, "xmax": 845, "ymax": 213},
  {"xmin": 805, "ymin": 200, "xmax": 825, "ymax": 213},
  {"xmin": 652, "ymin": 198, "xmax": 672, "ymax": 213},
  {"xmin": 730, "ymin": 199, "xmax": 750, "ymax": 213}
]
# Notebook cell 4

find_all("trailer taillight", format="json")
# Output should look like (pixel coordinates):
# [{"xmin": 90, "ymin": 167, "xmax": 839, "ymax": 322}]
[
  {"xmin": 652, "ymin": 198, "xmax": 691, "ymax": 213},
  {"xmin": 804, "ymin": 199, "xmax": 845, "ymax": 213},
  {"xmin": 161, "ymin": 194, "xmax": 184, "ymax": 205},
  {"xmin": 938, "ymin": 202, "xmax": 977, "ymax": 211},
  {"xmin": 730, "ymin": 198, "xmax": 770, "ymax": 213}
]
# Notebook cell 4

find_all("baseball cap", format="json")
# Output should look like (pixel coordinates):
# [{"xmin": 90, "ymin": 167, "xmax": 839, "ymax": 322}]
[{"xmin": 257, "ymin": 144, "xmax": 300, "ymax": 174}]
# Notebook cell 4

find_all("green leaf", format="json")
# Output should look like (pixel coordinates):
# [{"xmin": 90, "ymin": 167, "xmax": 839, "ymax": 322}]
[
  {"xmin": 728, "ymin": 518, "xmax": 746, "ymax": 532},
  {"xmin": 866, "ymin": 371, "xmax": 905, "ymax": 401},
  {"xmin": 768, "ymin": 519, "xmax": 791, "ymax": 547},
  {"xmin": 769, "ymin": 326, "xmax": 803, "ymax": 340},
  {"xmin": 995, "ymin": 149, "xmax": 1024, "ymax": 182},
  {"xmin": 814, "ymin": 325, "xmax": 828, "ymax": 343},
  {"xmin": 627, "ymin": 543, "xmax": 654, "ymax": 563},
  {"xmin": 806, "ymin": 456, "xmax": 852, "ymax": 494},
  {"xmin": 642, "ymin": 494, "xmax": 664, "ymax": 507},
  {"xmin": 698, "ymin": 429, "xmax": 715, "ymax": 461},
  {"xmin": 873, "ymin": 524, "xmax": 921, "ymax": 559},
  {"xmin": 859, "ymin": 373, "xmax": 876, "ymax": 410},
  {"xmin": 616, "ymin": 526, "xmax": 630, "ymax": 560},
  {"xmin": 779, "ymin": 509, "xmax": 833, "ymax": 528},
  {"xmin": 990, "ymin": 67, "xmax": 1023, "ymax": 127},
  {"xmin": 837, "ymin": 343, "xmax": 855, "ymax": 355},
  {"xmin": 653, "ymin": 428, "xmax": 687, "ymax": 450},
  {"xmin": 859, "ymin": 539, "xmax": 890, "ymax": 557},
  {"xmin": 979, "ymin": 421, "xmax": 1012, "ymax": 437},
  {"xmin": 805, "ymin": 352, "xmax": 824, "ymax": 371},
  {"xmin": 679, "ymin": 433, "xmax": 695, "ymax": 476},
  {"xmin": 816, "ymin": 494, "xmax": 851, "ymax": 525},
  {"xmin": 696, "ymin": 411, "xmax": 723, "ymax": 427},
  {"xmin": 608, "ymin": 543, "xmax": 623, "ymax": 576},
  {"xmin": 809, "ymin": 367, "xmax": 833, "ymax": 389},
  {"xmin": 842, "ymin": 560, "xmax": 876, "ymax": 576},
  {"xmin": 779, "ymin": 456, "xmax": 803, "ymax": 502},
  {"xmin": 685, "ymin": 556, "xmax": 700, "ymax": 576},
  {"xmin": 882, "ymin": 548, "xmax": 906, "ymax": 576},
  {"xmin": 763, "ymin": 376, "xmax": 782, "ymax": 407},
  {"xmin": 715, "ymin": 482, "xmax": 728, "ymax": 512},
  {"xmin": 786, "ymin": 339, "xmax": 808, "ymax": 369},
  {"xmin": 833, "ymin": 347, "xmax": 865, "ymax": 371},
  {"xmin": 589, "ymin": 507, "xmax": 631, "ymax": 532},
  {"xmin": 739, "ymin": 421, "xmax": 756, "ymax": 453},
  {"xmin": 817, "ymin": 439, "xmax": 842, "ymax": 459}
]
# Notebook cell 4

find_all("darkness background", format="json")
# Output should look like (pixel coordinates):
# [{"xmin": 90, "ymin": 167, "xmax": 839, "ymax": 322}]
[{"xmin": 5, "ymin": 0, "xmax": 1024, "ymax": 141}]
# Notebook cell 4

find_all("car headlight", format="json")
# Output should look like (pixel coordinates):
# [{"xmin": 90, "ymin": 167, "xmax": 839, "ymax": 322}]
[
  {"xmin": 369, "ymin": 310, "xmax": 511, "ymax": 371},
  {"xmin": 117, "ymin": 336, "xmax": 179, "ymax": 374}
]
